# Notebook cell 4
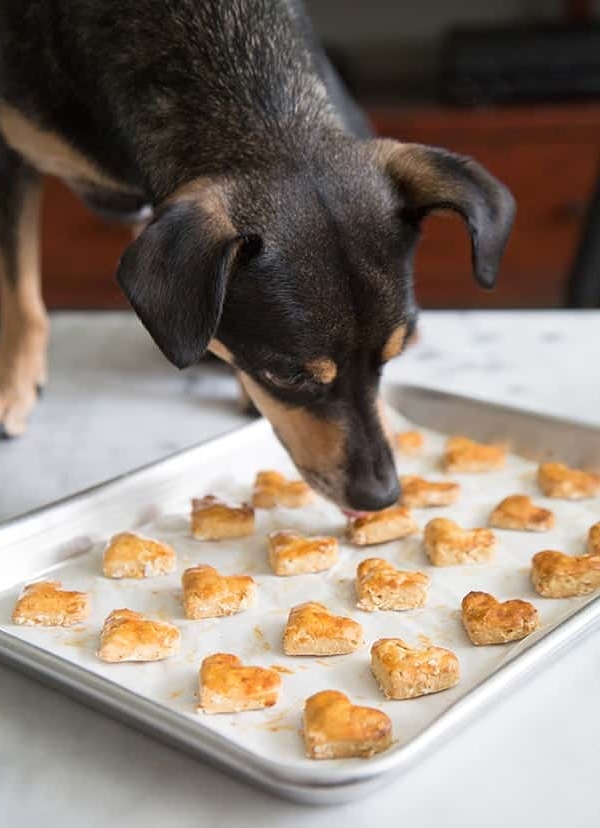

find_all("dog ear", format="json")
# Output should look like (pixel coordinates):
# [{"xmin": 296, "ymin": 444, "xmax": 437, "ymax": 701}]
[
  {"xmin": 372, "ymin": 140, "xmax": 516, "ymax": 288},
  {"xmin": 116, "ymin": 184, "xmax": 242, "ymax": 368}
]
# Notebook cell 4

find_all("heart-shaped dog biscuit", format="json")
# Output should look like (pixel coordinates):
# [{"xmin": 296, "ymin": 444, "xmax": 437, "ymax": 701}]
[
  {"xmin": 587, "ymin": 521, "xmax": 600, "ymax": 554},
  {"xmin": 356, "ymin": 558, "xmax": 429, "ymax": 611},
  {"xmin": 268, "ymin": 531, "xmax": 338, "ymax": 576},
  {"xmin": 182, "ymin": 565, "xmax": 255, "ymax": 619},
  {"xmin": 537, "ymin": 462, "xmax": 600, "ymax": 500},
  {"xmin": 443, "ymin": 436, "xmax": 506, "ymax": 472},
  {"xmin": 531, "ymin": 550, "xmax": 600, "ymax": 598},
  {"xmin": 489, "ymin": 495, "xmax": 554, "ymax": 532},
  {"xmin": 395, "ymin": 430, "xmax": 424, "ymax": 456},
  {"xmin": 252, "ymin": 470, "xmax": 313, "ymax": 508},
  {"xmin": 400, "ymin": 475, "xmax": 461, "ymax": 508},
  {"xmin": 461, "ymin": 591, "xmax": 539, "ymax": 645},
  {"xmin": 283, "ymin": 602, "xmax": 363, "ymax": 656},
  {"xmin": 12, "ymin": 581, "xmax": 90, "ymax": 627},
  {"xmin": 302, "ymin": 690, "xmax": 392, "ymax": 759},
  {"xmin": 347, "ymin": 505, "xmax": 418, "ymax": 546},
  {"xmin": 371, "ymin": 638, "xmax": 460, "ymax": 699},
  {"xmin": 191, "ymin": 496, "xmax": 255, "ymax": 540},
  {"xmin": 97, "ymin": 608, "xmax": 181, "ymax": 662},
  {"xmin": 424, "ymin": 518, "xmax": 496, "ymax": 566},
  {"xmin": 198, "ymin": 653, "xmax": 282, "ymax": 713},
  {"xmin": 103, "ymin": 532, "xmax": 176, "ymax": 579}
]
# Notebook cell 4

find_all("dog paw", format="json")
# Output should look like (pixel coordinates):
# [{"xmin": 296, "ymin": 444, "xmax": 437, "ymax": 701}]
[{"xmin": 0, "ymin": 323, "xmax": 48, "ymax": 437}]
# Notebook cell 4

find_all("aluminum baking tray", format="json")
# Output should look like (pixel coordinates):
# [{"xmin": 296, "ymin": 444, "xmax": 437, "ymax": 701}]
[{"xmin": 1, "ymin": 383, "xmax": 599, "ymax": 806}]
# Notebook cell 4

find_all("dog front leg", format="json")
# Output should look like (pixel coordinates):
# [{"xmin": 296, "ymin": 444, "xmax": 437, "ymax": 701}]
[{"xmin": 0, "ymin": 140, "xmax": 47, "ymax": 437}]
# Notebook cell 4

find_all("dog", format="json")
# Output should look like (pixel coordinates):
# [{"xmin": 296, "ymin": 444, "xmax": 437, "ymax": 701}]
[{"xmin": 0, "ymin": 0, "xmax": 515, "ymax": 511}]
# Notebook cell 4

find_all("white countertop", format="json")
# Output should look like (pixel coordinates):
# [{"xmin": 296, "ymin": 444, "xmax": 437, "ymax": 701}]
[{"xmin": 2, "ymin": 310, "xmax": 599, "ymax": 827}]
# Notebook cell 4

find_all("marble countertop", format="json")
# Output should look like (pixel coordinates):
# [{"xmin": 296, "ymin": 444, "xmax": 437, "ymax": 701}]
[{"xmin": 2, "ymin": 310, "xmax": 599, "ymax": 827}]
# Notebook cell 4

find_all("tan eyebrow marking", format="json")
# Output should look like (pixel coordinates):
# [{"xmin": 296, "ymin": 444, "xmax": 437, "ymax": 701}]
[
  {"xmin": 381, "ymin": 325, "xmax": 407, "ymax": 362},
  {"xmin": 305, "ymin": 357, "xmax": 338, "ymax": 384}
]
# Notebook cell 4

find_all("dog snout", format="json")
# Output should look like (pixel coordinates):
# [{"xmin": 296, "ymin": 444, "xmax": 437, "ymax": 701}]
[
  {"xmin": 344, "ymin": 452, "xmax": 400, "ymax": 511},
  {"xmin": 346, "ymin": 464, "xmax": 400, "ymax": 512},
  {"xmin": 298, "ymin": 450, "xmax": 400, "ymax": 511}
]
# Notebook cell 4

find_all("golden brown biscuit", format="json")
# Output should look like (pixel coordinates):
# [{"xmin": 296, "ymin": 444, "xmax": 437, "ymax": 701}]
[
  {"xmin": 283, "ymin": 602, "xmax": 363, "ymax": 656},
  {"xmin": 537, "ymin": 462, "xmax": 600, "ymax": 500},
  {"xmin": 461, "ymin": 591, "xmax": 539, "ymax": 645},
  {"xmin": 182, "ymin": 565, "xmax": 256, "ymax": 619},
  {"xmin": 347, "ymin": 505, "xmax": 418, "ymax": 546},
  {"xmin": 443, "ymin": 436, "xmax": 506, "ymax": 472},
  {"xmin": 395, "ymin": 430, "xmax": 424, "ymax": 456},
  {"xmin": 252, "ymin": 470, "xmax": 313, "ymax": 508},
  {"xmin": 12, "ymin": 581, "xmax": 91, "ymax": 627},
  {"xmin": 191, "ymin": 495, "xmax": 255, "ymax": 540},
  {"xmin": 370, "ymin": 638, "xmax": 460, "ymax": 700},
  {"xmin": 399, "ymin": 475, "xmax": 461, "ymax": 508},
  {"xmin": 531, "ymin": 550, "xmax": 600, "ymax": 598},
  {"xmin": 103, "ymin": 532, "xmax": 176, "ymax": 579},
  {"xmin": 424, "ymin": 518, "xmax": 496, "ymax": 566},
  {"xmin": 356, "ymin": 558, "xmax": 429, "ymax": 611},
  {"xmin": 302, "ymin": 690, "xmax": 392, "ymax": 760},
  {"xmin": 268, "ymin": 531, "xmax": 338, "ymax": 576},
  {"xmin": 587, "ymin": 521, "xmax": 600, "ymax": 555},
  {"xmin": 97, "ymin": 609, "xmax": 181, "ymax": 662},
  {"xmin": 488, "ymin": 495, "xmax": 554, "ymax": 532},
  {"xmin": 198, "ymin": 653, "xmax": 282, "ymax": 713}
]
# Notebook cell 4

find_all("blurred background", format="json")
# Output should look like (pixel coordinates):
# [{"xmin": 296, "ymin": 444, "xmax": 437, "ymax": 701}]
[{"xmin": 43, "ymin": 0, "xmax": 600, "ymax": 310}]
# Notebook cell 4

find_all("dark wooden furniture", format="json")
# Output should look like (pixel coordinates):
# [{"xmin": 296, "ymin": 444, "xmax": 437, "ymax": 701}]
[{"xmin": 38, "ymin": 102, "xmax": 600, "ymax": 309}]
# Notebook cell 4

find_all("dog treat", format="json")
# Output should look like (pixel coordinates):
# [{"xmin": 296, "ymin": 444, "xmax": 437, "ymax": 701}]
[
  {"xmin": 395, "ymin": 430, "xmax": 424, "ymax": 456},
  {"xmin": 370, "ymin": 638, "xmax": 460, "ymax": 700},
  {"xmin": 302, "ymin": 690, "xmax": 392, "ymax": 760},
  {"xmin": 461, "ymin": 591, "xmax": 539, "ymax": 645},
  {"xmin": 488, "ymin": 494, "xmax": 554, "ymax": 532},
  {"xmin": 182, "ymin": 565, "xmax": 256, "ymax": 619},
  {"xmin": 12, "ymin": 581, "xmax": 91, "ymax": 627},
  {"xmin": 587, "ymin": 521, "xmax": 600, "ymax": 554},
  {"xmin": 97, "ymin": 609, "xmax": 181, "ymax": 662},
  {"xmin": 191, "ymin": 495, "xmax": 255, "ymax": 540},
  {"xmin": 268, "ymin": 531, "xmax": 338, "ymax": 576},
  {"xmin": 103, "ymin": 532, "xmax": 176, "ymax": 579},
  {"xmin": 355, "ymin": 558, "xmax": 429, "ymax": 611},
  {"xmin": 198, "ymin": 653, "xmax": 282, "ymax": 713},
  {"xmin": 531, "ymin": 550, "xmax": 600, "ymax": 598},
  {"xmin": 537, "ymin": 462, "xmax": 600, "ymax": 500},
  {"xmin": 102, "ymin": 532, "xmax": 176, "ymax": 578},
  {"xmin": 399, "ymin": 475, "xmax": 461, "ymax": 508},
  {"xmin": 443, "ymin": 436, "xmax": 506, "ymax": 472},
  {"xmin": 283, "ymin": 602, "xmax": 363, "ymax": 656},
  {"xmin": 424, "ymin": 518, "xmax": 496, "ymax": 566},
  {"xmin": 252, "ymin": 470, "xmax": 313, "ymax": 508},
  {"xmin": 347, "ymin": 505, "xmax": 418, "ymax": 546}
]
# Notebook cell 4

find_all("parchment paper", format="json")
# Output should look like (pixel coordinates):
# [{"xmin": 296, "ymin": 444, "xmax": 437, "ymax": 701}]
[{"xmin": 1, "ymin": 408, "xmax": 597, "ymax": 770}]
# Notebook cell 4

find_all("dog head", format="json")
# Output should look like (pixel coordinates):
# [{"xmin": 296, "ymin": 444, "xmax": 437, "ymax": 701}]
[{"xmin": 117, "ymin": 138, "xmax": 515, "ymax": 511}]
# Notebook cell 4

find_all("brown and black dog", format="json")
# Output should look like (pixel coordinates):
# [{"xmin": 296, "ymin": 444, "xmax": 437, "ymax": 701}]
[{"xmin": 0, "ymin": 0, "xmax": 515, "ymax": 511}]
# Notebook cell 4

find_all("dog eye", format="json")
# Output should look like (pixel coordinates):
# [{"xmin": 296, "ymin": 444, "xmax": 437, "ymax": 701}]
[{"xmin": 261, "ymin": 370, "xmax": 308, "ymax": 390}]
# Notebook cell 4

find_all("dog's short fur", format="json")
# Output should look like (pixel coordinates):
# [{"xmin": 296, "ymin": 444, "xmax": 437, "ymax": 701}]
[{"xmin": 0, "ymin": 0, "xmax": 515, "ymax": 510}]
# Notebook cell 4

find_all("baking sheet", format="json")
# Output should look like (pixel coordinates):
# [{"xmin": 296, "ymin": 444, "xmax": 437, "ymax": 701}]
[{"xmin": 1, "ymin": 387, "xmax": 599, "ymax": 801}]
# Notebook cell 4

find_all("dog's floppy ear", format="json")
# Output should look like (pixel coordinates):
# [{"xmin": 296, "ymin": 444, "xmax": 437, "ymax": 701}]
[
  {"xmin": 116, "ymin": 183, "xmax": 241, "ymax": 368},
  {"xmin": 372, "ymin": 140, "xmax": 516, "ymax": 288}
]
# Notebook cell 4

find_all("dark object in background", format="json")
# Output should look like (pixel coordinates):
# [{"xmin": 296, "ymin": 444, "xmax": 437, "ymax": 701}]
[
  {"xmin": 441, "ymin": 24, "xmax": 600, "ymax": 106},
  {"xmin": 566, "ymin": 165, "xmax": 600, "ymax": 307}
]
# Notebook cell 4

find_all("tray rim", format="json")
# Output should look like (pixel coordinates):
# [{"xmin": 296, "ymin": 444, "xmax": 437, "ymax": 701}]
[
  {"xmin": 5, "ymin": 381, "xmax": 600, "ymax": 536},
  {"xmin": 2, "ymin": 382, "xmax": 600, "ymax": 804}
]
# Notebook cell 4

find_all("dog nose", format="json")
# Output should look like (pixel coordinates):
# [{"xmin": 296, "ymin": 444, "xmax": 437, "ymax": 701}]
[{"xmin": 346, "ymin": 458, "xmax": 400, "ymax": 512}]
